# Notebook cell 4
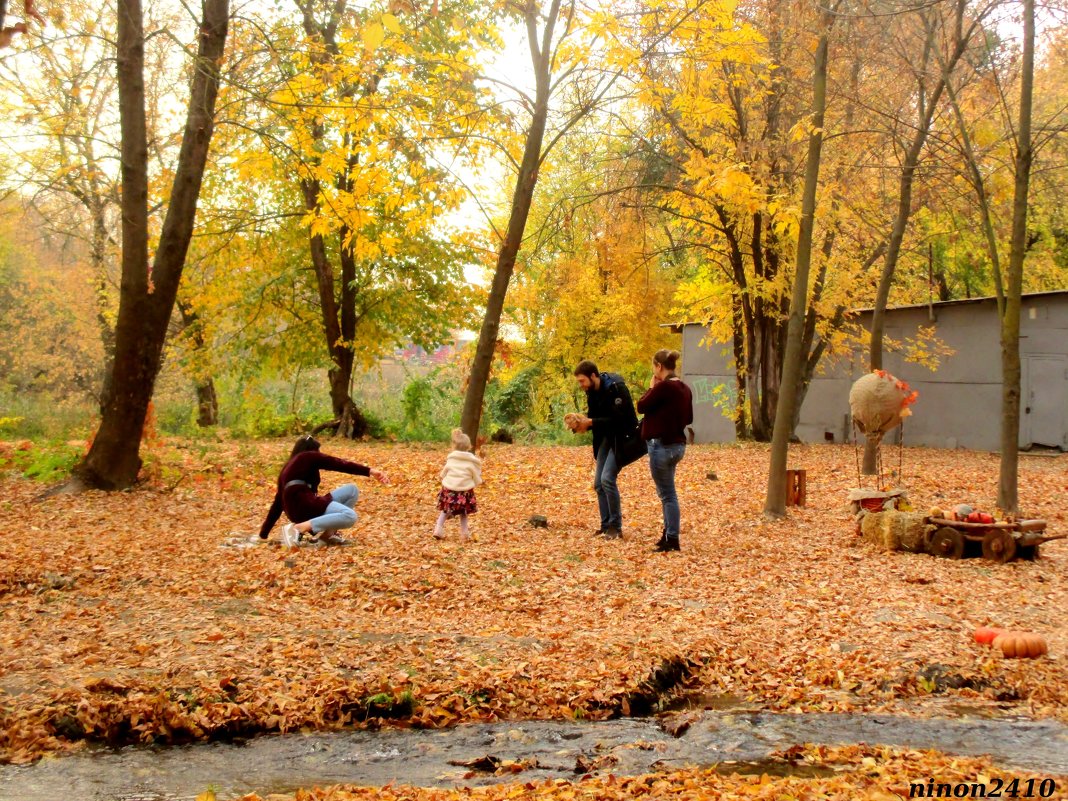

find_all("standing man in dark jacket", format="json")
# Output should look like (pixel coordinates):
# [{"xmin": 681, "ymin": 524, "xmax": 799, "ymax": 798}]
[{"xmin": 572, "ymin": 360, "xmax": 639, "ymax": 539}]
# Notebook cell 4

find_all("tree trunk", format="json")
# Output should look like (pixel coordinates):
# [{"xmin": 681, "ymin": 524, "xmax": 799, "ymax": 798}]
[
  {"xmin": 74, "ymin": 0, "xmax": 229, "ymax": 489},
  {"xmin": 92, "ymin": 214, "xmax": 116, "ymax": 416},
  {"xmin": 176, "ymin": 298, "xmax": 219, "ymax": 427},
  {"xmin": 998, "ymin": 0, "xmax": 1033, "ymax": 514},
  {"xmin": 765, "ymin": 5, "xmax": 831, "ymax": 518},
  {"xmin": 295, "ymin": 7, "xmax": 370, "ymax": 440},
  {"xmin": 195, "ymin": 380, "xmax": 219, "ymax": 428},
  {"xmin": 731, "ymin": 291, "xmax": 747, "ymax": 439},
  {"xmin": 945, "ymin": 73, "xmax": 1004, "ymax": 315},
  {"xmin": 299, "ymin": 176, "xmax": 369, "ymax": 440},
  {"xmin": 460, "ymin": 0, "xmax": 561, "ymax": 442},
  {"xmin": 864, "ymin": 0, "xmax": 974, "ymax": 474},
  {"xmin": 334, "ymin": 209, "xmax": 367, "ymax": 439},
  {"xmin": 715, "ymin": 206, "xmax": 750, "ymax": 439}
]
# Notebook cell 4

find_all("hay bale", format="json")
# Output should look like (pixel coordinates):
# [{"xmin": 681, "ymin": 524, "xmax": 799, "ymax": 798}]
[{"xmin": 861, "ymin": 510, "xmax": 928, "ymax": 552}]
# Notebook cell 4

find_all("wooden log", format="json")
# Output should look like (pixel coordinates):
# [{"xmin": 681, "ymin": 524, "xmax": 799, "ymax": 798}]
[
  {"xmin": 1017, "ymin": 519, "xmax": 1048, "ymax": 533},
  {"xmin": 927, "ymin": 517, "xmax": 1016, "ymax": 531},
  {"xmin": 1020, "ymin": 532, "xmax": 1066, "ymax": 547},
  {"xmin": 786, "ymin": 469, "xmax": 806, "ymax": 507}
]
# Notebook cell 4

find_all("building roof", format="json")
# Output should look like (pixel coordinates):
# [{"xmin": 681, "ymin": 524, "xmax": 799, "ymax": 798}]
[
  {"xmin": 661, "ymin": 289, "xmax": 1068, "ymax": 331},
  {"xmin": 850, "ymin": 288, "xmax": 1068, "ymax": 313}
]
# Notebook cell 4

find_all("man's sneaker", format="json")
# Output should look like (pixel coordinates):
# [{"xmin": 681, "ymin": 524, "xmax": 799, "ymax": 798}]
[
  {"xmin": 281, "ymin": 523, "xmax": 300, "ymax": 547},
  {"xmin": 601, "ymin": 527, "xmax": 622, "ymax": 540},
  {"xmin": 654, "ymin": 538, "xmax": 681, "ymax": 552}
]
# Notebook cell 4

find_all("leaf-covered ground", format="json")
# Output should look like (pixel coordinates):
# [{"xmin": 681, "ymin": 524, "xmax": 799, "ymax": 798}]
[{"xmin": 0, "ymin": 440, "xmax": 1065, "ymax": 771}]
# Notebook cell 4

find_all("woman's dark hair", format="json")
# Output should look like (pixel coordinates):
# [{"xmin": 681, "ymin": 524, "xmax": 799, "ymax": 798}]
[
  {"xmin": 290, "ymin": 434, "xmax": 321, "ymax": 458},
  {"xmin": 653, "ymin": 349, "xmax": 680, "ymax": 372},
  {"xmin": 573, "ymin": 360, "xmax": 600, "ymax": 378}
]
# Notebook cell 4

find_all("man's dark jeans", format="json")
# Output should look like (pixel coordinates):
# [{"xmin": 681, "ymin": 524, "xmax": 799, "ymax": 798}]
[{"xmin": 594, "ymin": 440, "xmax": 622, "ymax": 531}]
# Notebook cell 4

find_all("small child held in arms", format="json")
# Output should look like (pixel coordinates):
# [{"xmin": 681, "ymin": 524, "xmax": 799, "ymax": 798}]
[{"xmin": 434, "ymin": 428, "xmax": 482, "ymax": 540}]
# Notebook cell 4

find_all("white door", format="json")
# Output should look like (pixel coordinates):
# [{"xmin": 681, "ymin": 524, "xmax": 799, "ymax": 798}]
[{"xmin": 1024, "ymin": 356, "xmax": 1067, "ymax": 449}]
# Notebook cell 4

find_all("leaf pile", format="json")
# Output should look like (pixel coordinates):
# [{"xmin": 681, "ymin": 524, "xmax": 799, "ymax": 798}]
[{"xmin": 0, "ymin": 440, "xmax": 1065, "ymax": 765}]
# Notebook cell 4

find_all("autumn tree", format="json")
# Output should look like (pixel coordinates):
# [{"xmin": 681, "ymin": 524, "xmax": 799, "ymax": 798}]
[
  {"xmin": 633, "ymin": 0, "xmax": 882, "ymax": 441},
  {"xmin": 459, "ymin": 0, "xmax": 658, "ymax": 441},
  {"xmin": 227, "ymin": 0, "xmax": 496, "ymax": 438},
  {"xmin": 856, "ymin": 0, "xmax": 999, "ymax": 472},
  {"xmin": 73, "ymin": 0, "xmax": 229, "ymax": 489},
  {"xmin": 0, "ymin": 199, "xmax": 103, "ymax": 401},
  {"xmin": 499, "ymin": 130, "xmax": 683, "ymax": 427},
  {"xmin": 921, "ymin": 2, "xmax": 1062, "ymax": 509},
  {"xmin": 0, "ymin": 0, "xmax": 223, "ymax": 421},
  {"xmin": 159, "ymin": 1, "xmax": 491, "ymax": 435},
  {"xmin": 763, "ymin": 0, "xmax": 834, "ymax": 516}
]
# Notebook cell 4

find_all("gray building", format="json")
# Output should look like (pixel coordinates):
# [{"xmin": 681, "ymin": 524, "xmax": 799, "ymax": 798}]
[{"xmin": 671, "ymin": 290, "xmax": 1068, "ymax": 451}]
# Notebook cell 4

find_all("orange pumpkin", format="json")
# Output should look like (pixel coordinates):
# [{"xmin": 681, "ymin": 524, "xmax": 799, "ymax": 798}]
[
  {"xmin": 973, "ymin": 627, "xmax": 1004, "ymax": 645},
  {"xmin": 992, "ymin": 631, "xmax": 1048, "ymax": 659}
]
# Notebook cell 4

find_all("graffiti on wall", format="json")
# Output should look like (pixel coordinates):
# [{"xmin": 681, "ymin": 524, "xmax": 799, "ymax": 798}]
[{"xmin": 688, "ymin": 376, "xmax": 738, "ymax": 419}]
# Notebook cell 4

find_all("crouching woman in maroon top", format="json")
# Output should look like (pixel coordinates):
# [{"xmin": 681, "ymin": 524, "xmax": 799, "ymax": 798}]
[
  {"xmin": 636, "ymin": 349, "xmax": 693, "ymax": 553},
  {"xmin": 259, "ymin": 435, "xmax": 389, "ymax": 546}
]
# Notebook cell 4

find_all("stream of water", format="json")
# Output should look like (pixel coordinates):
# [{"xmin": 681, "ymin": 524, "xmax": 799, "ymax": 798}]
[{"xmin": 2, "ymin": 710, "xmax": 1066, "ymax": 801}]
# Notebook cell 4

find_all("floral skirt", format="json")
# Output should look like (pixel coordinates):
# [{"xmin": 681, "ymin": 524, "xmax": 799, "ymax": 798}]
[{"xmin": 437, "ymin": 488, "xmax": 477, "ymax": 517}]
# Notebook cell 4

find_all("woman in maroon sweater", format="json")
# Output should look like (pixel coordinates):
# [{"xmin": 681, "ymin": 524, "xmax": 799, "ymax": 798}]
[
  {"xmin": 259, "ymin": 436, "xmax": 389, "ymax": 545},
  {"xmin": 636, "ymin": 349, "xmax": 693, "ymax": 552}
]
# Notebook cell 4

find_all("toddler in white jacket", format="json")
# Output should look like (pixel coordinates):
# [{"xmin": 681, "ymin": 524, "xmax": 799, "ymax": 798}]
[{"xmin": 434, "ymin": 428, "xmax": 483, "ymax": 540}]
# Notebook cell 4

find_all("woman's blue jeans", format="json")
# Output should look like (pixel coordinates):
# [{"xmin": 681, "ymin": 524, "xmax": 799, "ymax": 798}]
[
  {"xmin": 309, "ymin": 483, "xmax": 359, "ymax": 534},
  {"xmin": 647, "ymin": 440, "xmax": 685, "ymax": 541}
]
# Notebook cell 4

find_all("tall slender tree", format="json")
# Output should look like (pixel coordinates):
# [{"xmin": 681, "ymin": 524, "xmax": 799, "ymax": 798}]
[
  {"xmin": 998, "ymin": 0, "xmax": 1034, "ymax": 514},
  {"xmin": 861, "ymin": 0, "xmax": 993, "ymax": 472},
  {"xmin": 765, "ymin": 0, "xmax": 834, "ymax": 518},
  {"xmin": 460, "ymin": 0, "xmax": 565, "ymax": 442}
]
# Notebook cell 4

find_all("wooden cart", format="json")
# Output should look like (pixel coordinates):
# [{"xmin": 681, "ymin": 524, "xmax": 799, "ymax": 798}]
[{"xmin": 924, "ymin": 517, "xmax": 1064, "ymax": 562}]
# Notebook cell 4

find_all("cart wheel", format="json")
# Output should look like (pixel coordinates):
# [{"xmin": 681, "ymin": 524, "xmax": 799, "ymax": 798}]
[
  {"xmin": 929, "ymin": 527, "xmax": 965, "ymax": 559},
  {"xmin": 923, "ymin": 527, "xmax": 936, "ymax": 552},
  {"xmin": 982, "ymin": 529, "xmax": 1018, "ymax": 563}
]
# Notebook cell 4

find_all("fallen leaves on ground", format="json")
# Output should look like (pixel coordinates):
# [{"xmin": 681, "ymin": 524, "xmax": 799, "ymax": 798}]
[{"xmin": 0, "ymin": 440, "xmax": 1065, "ymax": 765}]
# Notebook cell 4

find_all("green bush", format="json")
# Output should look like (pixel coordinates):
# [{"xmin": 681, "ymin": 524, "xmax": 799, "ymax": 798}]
[
  {"xmin": 156, "ymin": 400, "xmax": 198, "ymax": 437},
  {"xmin": 489, "ymin": 366, "xmax": 539, "ymax": 426},
  {"xmin": 361, "ymin": 408, "xmax": 398, "ymax": 440},
  {"xmin": 398, "ymin": 371, "xmax": 459, "ymax": 442},
  {"xmin": 1, "ymin": 441, "xmax": 82, "ymax": 482}
]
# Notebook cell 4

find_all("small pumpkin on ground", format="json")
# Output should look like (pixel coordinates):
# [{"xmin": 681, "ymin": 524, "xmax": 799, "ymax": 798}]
[
  {"xmin": 991, "ymin": 631, "xmax": 1048, "ymax": 659},
  {"xmin": 973, "ymin": 627, "xmax": 1004, "ymax": 645}
]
